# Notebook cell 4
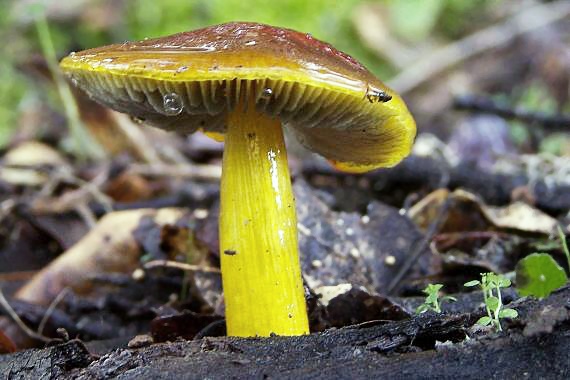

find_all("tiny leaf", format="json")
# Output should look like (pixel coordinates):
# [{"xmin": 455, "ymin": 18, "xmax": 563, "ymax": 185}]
[
  {"xmin": 486, "ymin": 296, "xmax": 499, "ymax": 311},
  {"xmin": 499, "ymin": 308, "xmax": 518, "ymax": 319},
  {"xmin": 464, "ymin": 280, "xmax": 480, "ymax": 287},
  {"xmin": 516, "ymin": 253, "xmax": 568, "ymax": 298},
  {"xmin": 426, "ymin": 293, "xmax": 438, "ymax": 303},
  {"xmin": 416, "ymin": 305, "xmax": 429, "ymax": 314},
  {"xmin": 497, "ymin": 277, "xmax": 511, "ymax": 288},
  {"xmin": 476, "ymin": 316, "xmax": 492, "ymax": 326},
  {"xmin": 429, "ymin": 284, "xmax": 443, "ymax": 292}
]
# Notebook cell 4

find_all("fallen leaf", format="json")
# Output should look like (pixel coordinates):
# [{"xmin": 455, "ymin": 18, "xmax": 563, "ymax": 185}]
[
  {"xmin": 0, "ymin": 141, "xmax": 70, "ymax": 186},
  {"xmin": 0, "ymin": 329, "xmax": 16, "ymax": 354},
  {"xmin": 314, "ymin": 284, "xmax": 409, "ymax": 327},
  {"xmin": 410, "ymin": 189, "xmax": 558, "ymax": 235},
  {"xmin": 16, "ymin": 208, "xmax": 186, "ymax": 305}
]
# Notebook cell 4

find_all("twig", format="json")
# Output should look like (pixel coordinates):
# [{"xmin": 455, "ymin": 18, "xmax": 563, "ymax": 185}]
[
  {"xmin": 38, "ymin": 287, "xmax": 70, "ymax": 336},
  {"xmin": 387, "ymin": 197, "xmax": 452, "ymax": 295},
  {"xmin": 388, "ymin": 0, "xmax": 570, "ymax": 93},
  {"xmin": 130, "ymin": 163, "xmax": 222, "ymax": 181},
  {"xmin": 143, "ymin": 260, "xmax": 221, "ymax": 274},
  {"xmin": 432, "ymin": 231, "xmax": 510, "ymax": 252},
  {"xmin": 74, "ymin": 203, "xmax": 98, "ymax": 229},
  {"xmin": 0, "ymin": 288, "xmax": 51, "ymax": 343},
  {"xmin": 0, "ymin": 199, "xmax": 17, "ymax": 226},
  {"xmin": 0, "ymin": 270, "xmax": 38, "ymax": 282},
  {"xmin": 454, "ymin": 95, "xmax": 570, "ymax": 131},
  {"xmin": 351, "ymin": 4, "xmax": 416, "ymax": 69},
  {"xmin": 33, "ymin": 165, "xmax": 114, "ymax": 215},
  {"xmin": 112, "ymin": 112, "xmax": 164, "ymax": 164}
]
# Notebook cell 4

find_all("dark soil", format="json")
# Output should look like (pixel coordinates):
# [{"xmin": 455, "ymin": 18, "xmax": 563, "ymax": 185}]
[{"xmin": 2, "ymin": 286, "xmax": 568, "ymax": 379}]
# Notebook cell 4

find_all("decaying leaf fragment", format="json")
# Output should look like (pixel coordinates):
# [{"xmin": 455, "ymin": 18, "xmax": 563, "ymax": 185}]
[
  {"xmin": 16, "ymin": 208, "xmax": 185, "ymax": 305},
  {"xmin": 0, "ymin": 141, "xmax": 71, "ymax": 186},
  {"xmin": 409, "ymin": 188, "xmax": 558, "ymax": 235}
]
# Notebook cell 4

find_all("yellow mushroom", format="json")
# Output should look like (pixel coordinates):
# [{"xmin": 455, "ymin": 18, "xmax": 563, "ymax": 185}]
[{"xmin": 60, "ymin": 22, "xmax": 416, "ymax": 337}]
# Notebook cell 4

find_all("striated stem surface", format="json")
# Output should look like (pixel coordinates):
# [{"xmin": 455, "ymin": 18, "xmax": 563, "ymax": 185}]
[{"xmin": 220, "ymin": 98, "xmax": 308, "ymax": 337}]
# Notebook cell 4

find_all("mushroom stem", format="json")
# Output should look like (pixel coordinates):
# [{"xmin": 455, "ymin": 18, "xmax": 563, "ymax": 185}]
[{"xmin": 220, "ymin": 96, "xmax": 309, "ymax": 337}]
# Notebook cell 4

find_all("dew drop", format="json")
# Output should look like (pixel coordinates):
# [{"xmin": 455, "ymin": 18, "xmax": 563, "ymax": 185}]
[
  {"xmin": 245, "ymin": 40, "xmax": 256, "ymax": 46},
  {"xmin": 261, "ymin": 87, "xmax": 273, "ymax": 99},
  {"xmin": 69, "ymin": 51, "xmax": 76, "ymax": 57},
  {"xmin": 101, "ymin": 58, "xmax": 114, "ymax": 64},
  {"xmin": 163, "ymin": 93, "xmax": 184, "ymax": 116},
  {"xmin": 176, "ymin": 66, "xmax": 188, "ymax": 73}
]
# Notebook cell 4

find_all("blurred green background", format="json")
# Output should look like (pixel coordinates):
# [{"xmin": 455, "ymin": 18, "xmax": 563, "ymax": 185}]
[{"xmin": 0, "ymin": 0, "xmax": 502, "ymax": 147}]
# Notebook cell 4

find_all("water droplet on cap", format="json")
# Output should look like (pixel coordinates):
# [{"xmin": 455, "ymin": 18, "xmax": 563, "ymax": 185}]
[
  {"xmin": 176, "ymin": 66, "xmax": 188, "ymax": 73},
  {"xmin": 163, "ymin": 93, "xmax": 184, "ymax": 116},
  {"xmin": 245, "ymin": 41, "xmax": 256, "ymax": 46},
  {"xmin": 261, "ymin": 88, "xmax": 273, "ymax": 99}
]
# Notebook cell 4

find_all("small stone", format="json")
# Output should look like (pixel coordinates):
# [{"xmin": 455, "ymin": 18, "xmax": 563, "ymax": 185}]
[
  {"xmin": 131, "ymin": 268, "xmax": 145, "ymax": 281},
  {"xmin": 193, "ymin": 208, "xmax": 209, "ymax": 219},
  {"xmin": 350, "ymin": 247, "xmax": 360, "ymax": 258},
  {"xmin": 128, "ymin": 334, "xmax": 154, "ymax": 349},
  {"xmin": 384, "ymin": 255, "xmax": 396, "ymax": 266}
]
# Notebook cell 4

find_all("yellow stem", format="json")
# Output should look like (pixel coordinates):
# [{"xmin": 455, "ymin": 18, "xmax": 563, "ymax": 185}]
[{"xmin": 220, "ymin": 97, "xmax": 309, "ymax": 337}]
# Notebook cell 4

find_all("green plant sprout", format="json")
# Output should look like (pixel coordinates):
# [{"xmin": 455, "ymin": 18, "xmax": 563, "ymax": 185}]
[
  {"xmin": 516, "ymin": 253, "xmax": 567, "ymax": 298},
  {"xmin": 515, "ymin": 227, "xmax": 569, "ymax": 299},
  {"xmin": 416, "ymin": 284, "xmax": 456, "ymax": 314},
  {"xmin": 31, "ymin": 5, "xmax": 104, "ymax": 161},
  {"xmin": 464, "ymin": 273, "xmax": 518, "ymax": 332},
  {"xmin": 558, "ymin": 225, "xmax": 570, "ymax": 272}
]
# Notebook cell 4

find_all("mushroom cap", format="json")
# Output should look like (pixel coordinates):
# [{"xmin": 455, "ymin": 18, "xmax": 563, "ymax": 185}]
[{"xmin": 60, "ymin": 22, "xmax": 416, "ymax": 172}]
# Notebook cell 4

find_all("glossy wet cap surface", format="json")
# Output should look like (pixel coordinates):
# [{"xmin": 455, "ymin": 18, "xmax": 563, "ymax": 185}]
[{"xmin": 60, "ymin": 22, "xmax": 416, "ymax": 171}]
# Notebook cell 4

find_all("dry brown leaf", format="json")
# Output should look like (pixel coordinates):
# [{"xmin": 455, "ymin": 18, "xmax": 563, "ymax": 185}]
[
  {"xmin": 410, "ymin": 189, "xmax": 557, "ymax": 235},
  {"xmin": 481, "ymin": 201, "xmax": 558, "ymax": 235},
  {"xmin": 0, "ymin": 141, "xmax": 71, "ymax": 186},
  {"xmin": 16, "ymin": 208, "xmax": 185, "ymax": 305},
  {"xmin": 0, "ymin": 328, "xmax": 17, "ymax": 354}
]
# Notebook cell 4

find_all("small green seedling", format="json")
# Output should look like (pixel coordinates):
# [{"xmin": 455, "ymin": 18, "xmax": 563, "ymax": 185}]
[
  {"xmin": 464, "ymin": 272, "xmax": 518, "ymax": 332},
  {"xmin": 416, "ymin": 284, "xmax": 456, "ymax": 314},
  {"xmin": 516, "ymin": 253, "xmax": 567, "ymax": 299},
  {"xmin": 558, "ymin": 225, "xmax": 570, "ymax": 272},
  {"xmin": 515, "ymin": 226, "xmax": 569, "ymax": 299}
]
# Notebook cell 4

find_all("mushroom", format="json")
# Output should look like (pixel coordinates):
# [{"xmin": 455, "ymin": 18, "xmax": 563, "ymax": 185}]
[{"xmin": 59, "ymin": 22, "xmax": 416, "ymax": 337}]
